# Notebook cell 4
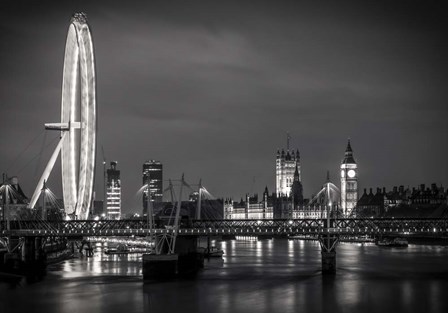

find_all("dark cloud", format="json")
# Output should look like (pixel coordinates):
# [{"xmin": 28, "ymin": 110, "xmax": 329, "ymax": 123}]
[{"xmin": 0, "ymin": 0, "xmax": 447, "ymax": 213}]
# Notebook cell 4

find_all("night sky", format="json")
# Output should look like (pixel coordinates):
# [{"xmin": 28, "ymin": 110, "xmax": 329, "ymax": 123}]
[{"xmin": 0, "ymin": 0, "xmax": 447, "ymax": 214}]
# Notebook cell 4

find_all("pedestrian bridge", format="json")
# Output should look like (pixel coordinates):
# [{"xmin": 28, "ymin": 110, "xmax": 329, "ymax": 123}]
[{"xmin": 1, "ymin": 218, "xmax": 447, "ymax": 238}]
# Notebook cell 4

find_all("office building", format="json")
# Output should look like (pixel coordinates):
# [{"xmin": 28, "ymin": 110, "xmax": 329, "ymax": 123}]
[
  {"xmin": 143, "ymin": 160, "xmax": 163, "ymax": 216},
  {"xmin": 106, "ymin": 161, "xmax": 121, "ymax": 219}
]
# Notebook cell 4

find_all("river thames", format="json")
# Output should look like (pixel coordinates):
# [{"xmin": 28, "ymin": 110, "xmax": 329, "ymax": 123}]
[{"xmin": 1, "ymin": 239, "xmax": 448, "ymax": 313}]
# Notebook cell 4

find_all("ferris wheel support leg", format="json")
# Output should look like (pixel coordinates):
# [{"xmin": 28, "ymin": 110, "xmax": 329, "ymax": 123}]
[{"xmin": 28, "ymin": 133, "xmax": 67, "ymax": 209}]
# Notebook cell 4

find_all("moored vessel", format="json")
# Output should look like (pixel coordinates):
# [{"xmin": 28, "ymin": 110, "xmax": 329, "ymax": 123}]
[{"xmin": 377, "ymin": 237, "xmax": 408, "ymax": 247}]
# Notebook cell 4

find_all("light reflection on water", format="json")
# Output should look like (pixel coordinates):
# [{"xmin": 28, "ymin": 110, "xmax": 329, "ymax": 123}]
[{"xmin": 1, "ymin": 240, "xmax": 448, "ymax": 313}]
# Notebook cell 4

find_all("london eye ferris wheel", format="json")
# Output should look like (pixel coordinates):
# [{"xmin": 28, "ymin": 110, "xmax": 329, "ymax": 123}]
[{"xmin": 28, "ymin": 13, "xmax": 97, "ymax": 220}]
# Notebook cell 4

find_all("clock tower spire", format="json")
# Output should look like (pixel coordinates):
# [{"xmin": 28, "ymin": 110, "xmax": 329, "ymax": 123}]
[{"xmin": 340, "ymin": 139, "xmax": 358, "ymax": 216}]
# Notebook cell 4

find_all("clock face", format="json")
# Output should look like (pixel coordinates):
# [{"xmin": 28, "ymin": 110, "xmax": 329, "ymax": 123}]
[
  {"xmin": 340, "ymin": 170, "xmax": 345, "ymax": 178},
  {"xmin": 347, "ymin": 169, "xmax": 356, "ymax": 178}
]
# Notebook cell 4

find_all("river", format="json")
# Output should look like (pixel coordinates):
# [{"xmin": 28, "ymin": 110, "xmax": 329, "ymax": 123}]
[{"xmin": 1, "ymin": 239, "xmax": 448, "ymax": 313}]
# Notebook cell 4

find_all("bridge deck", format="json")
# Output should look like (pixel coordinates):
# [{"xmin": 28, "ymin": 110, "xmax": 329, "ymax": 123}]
[{"xmin": 1, "ymin": 218, "xmax": 447, "ymax": 238}]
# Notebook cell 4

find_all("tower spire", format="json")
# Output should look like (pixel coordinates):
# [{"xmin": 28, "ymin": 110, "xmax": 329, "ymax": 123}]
[
  {"xmin": 342, "ymin": 138, "xmax": 356, "ymax": 164},
  {"xmin": 346, "ymin": 138, "xmax": 352, "ymax": 152},
  {"xmin": 294, "ymin": 164, "xmax": 300, "ymax": 181},
  {"xmin": 286, "ymin": 132, "xmax": 291, "ymax": 151}
]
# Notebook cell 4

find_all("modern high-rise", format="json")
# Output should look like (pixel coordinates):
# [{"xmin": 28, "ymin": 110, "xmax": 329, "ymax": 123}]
[
  {"xmin": 276, "ymin": 148, "xmax": 301, "ymax": 197},
  {"xmin": 143, "ymin": 160, "xmax": 163, "ymax": 215},
  {"xmin": 106, "ymin": 161, "xmax": 121, "ymax": 219},
  {"xmin": 340, "ymin": 140, "xmax": 358, "ymax": 216}
]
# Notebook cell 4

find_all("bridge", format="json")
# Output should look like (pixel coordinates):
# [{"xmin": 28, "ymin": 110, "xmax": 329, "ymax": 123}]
[
  {"xmin": 2, "ymin": 218, "xmax": 447, "ymax": 237},
  {"xmin": 2, "ymin": 217, "xmax": 447, "ymax": 276}
]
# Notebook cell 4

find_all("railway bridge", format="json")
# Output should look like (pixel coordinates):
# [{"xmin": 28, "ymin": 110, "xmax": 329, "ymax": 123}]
[
  {"xmin": 1, "ymin": 218, "xmax": 447, "ymax": 276},
  {"xmin": 1, "ymin": 218, "xmax": 447, "ymax": 237}
]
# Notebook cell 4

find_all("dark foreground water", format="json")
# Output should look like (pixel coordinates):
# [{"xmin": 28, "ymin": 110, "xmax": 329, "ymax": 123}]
[{"xmin": 1, "ymin": 239, "xmax": 448, "ymax": 313}]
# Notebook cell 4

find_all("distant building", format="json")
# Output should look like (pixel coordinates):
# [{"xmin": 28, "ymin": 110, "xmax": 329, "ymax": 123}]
[
  {"xmin": 155, "ymin": 197, "xmax": 224, "ymax": 221},
  {"xmin": 340, "ymin": 139, "xmax": 358, "ymax": 216},
  {"xmin": 106, "ymin": 161, "xmax": 121, "ymax": 219},
  {"xmin": 225, "ymin": 179, "xmax": 337, "ymax": 220},
  {"xmin": 383, "ymin": 185, "xmax": 410, "ymax": 209},
  {"xmin": 142, "ymin": 160, "xmax": 163, "ymax": 216},
  {"xmin": 356, "ymin": 188, "xmax": 385, "ymax": 217},
  {"xmin": 409, "ymin": 184, "xmax": 446, "ymax": 206},
  {"xmin": 273, "ymin": 194, "xmax": 293, "ymax": 219},
  {"xmin": 225, "ymin": 188, "xmax": 274, "ymax": 219},
  {"xmin": 355, "ymin": 183, "xmax": 448, "ymax": 217},
  {"xmin": 92, "ymin": 200, "xmax": 104, "ymax": 217},
  {"xmin": 0, "ymin": 176, "xmax": 29, "ymax": 220},
  {"xmin": 276, "ymin": 148, "xmax": 301, "ymax": 197}
]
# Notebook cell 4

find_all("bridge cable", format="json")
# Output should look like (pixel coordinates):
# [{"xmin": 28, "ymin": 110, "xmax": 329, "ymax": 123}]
[
  {"xmin": 4, "ymin": 129, "xmax": 45, "ymax": 175},
  {"xmin": 14, "ymin": 135, "xmax": 59, "ymax": 177}
]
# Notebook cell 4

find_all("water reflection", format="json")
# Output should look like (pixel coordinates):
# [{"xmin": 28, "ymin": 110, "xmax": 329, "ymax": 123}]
[{"xmin": 1, "ymin": 240, "xmax": 448, "ymax": 313}]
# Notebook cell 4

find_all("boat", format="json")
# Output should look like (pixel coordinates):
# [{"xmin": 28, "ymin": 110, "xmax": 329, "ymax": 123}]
[
  {"xmin": 288, "ymin": 235, "xmax": 318, "ymax": 241},
  {"xmin": 104, "ymin": 244, "xmax": 130, "ymax": 255},
  {"xmin": 205, "ymin": 247, "xmax": 224, "ymax": 257},
  {"xmin": 377, "ymin": 237, "xmax": 408, "ymax": 247},
  {"xmin": 104, "ymin": 244, "xmax": 153, "ymax": 255}
]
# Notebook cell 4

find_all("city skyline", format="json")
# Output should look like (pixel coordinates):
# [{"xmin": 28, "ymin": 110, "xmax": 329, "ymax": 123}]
[{"xmin": 0, "ymin": 0, "xmax": 447, "ymax": 214}]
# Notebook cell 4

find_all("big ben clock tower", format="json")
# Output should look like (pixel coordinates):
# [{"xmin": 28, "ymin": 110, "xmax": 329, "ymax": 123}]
[{"xmin": 340, "ymin": 139, "xmax": 358, "ymax": 216}]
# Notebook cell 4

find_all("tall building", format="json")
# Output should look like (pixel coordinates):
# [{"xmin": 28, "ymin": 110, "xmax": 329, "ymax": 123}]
[
  {"xmin": 340, "ymin": 140, "xmax": 358, "ymax": 216},
  {"xmin": 291, "ymin": 165, "xmax": 304, "ymax": 206},
  {"xmin": 143, "ymin": 160, "xmax": 163, "ymax": 216},
  {"xmin": 276, "ymin": 148, "xmax": 301, "ymax": 197},
  {"xmin": 106, "ymin": 161, "xmax": 121, "ymax": 219}
]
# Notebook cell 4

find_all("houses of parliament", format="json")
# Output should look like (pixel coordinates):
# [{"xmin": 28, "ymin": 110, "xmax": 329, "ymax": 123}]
[{"xmin": 224, "ymin": 139, "xmax": 358, "ymax": 219}]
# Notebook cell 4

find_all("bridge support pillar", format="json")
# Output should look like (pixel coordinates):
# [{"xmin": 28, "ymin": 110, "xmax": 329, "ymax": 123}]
[
  {"xmin": 143, "ymin": 254, "xmax": 178, "ymax": 280},
  {"xmin": 34, "ymin": 237, "xmax": 44, "ymax": 261},
  {"xmin": 21, "ymin": 237, "xmax": 46, "ymax": 264},
  {"xmin": 143, "ymin": 236, "xmax": 204, "ymax": 281},
  {"xmin": 22, "ymin": 237, "xmax": 36, "ymax": 263},
  {"xmin": 319, "ymin": 234, "xmax": 339, "ymax": 274},
  {"xmin": 321, "ymin": 251, "xmax": 336, "ymax": 274},
  {"xmin": 175, "ymin": 236, "xmax": 203, "ymax": 274}
]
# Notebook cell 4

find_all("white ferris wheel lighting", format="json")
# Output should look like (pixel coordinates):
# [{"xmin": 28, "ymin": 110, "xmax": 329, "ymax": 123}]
[{"xmin": 29, "ymin": 13, "xmax": 97, "ymax": 220}]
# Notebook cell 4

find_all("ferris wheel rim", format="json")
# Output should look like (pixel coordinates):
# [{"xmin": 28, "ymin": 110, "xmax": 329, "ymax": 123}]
[{"xmin": 61, "ymin": 14, "xmax": 97, "ymax": 219}]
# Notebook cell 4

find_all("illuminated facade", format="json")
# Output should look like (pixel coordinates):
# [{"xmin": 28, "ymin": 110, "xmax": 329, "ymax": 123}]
[
  {"xmin": 224, "ymin": 188, "xmax": 274, "ymax": 220},
  {"xmin": 106, "ymin": 162, "xmax": 121, "ymax": 219},
  {"xmin": 340, "ymin": 140, "xmax": 358, "ymax": 215},
  {"xmin": 143, "ymin": 160, "xmax": 163, "ymax": 216},
  {"xmin": 276, "ymin": 149, "xmax": 300, "ymax": 197},
  {"xmin": 28, "ymin": 13, "xmax": 97, "ymax": 220}
]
